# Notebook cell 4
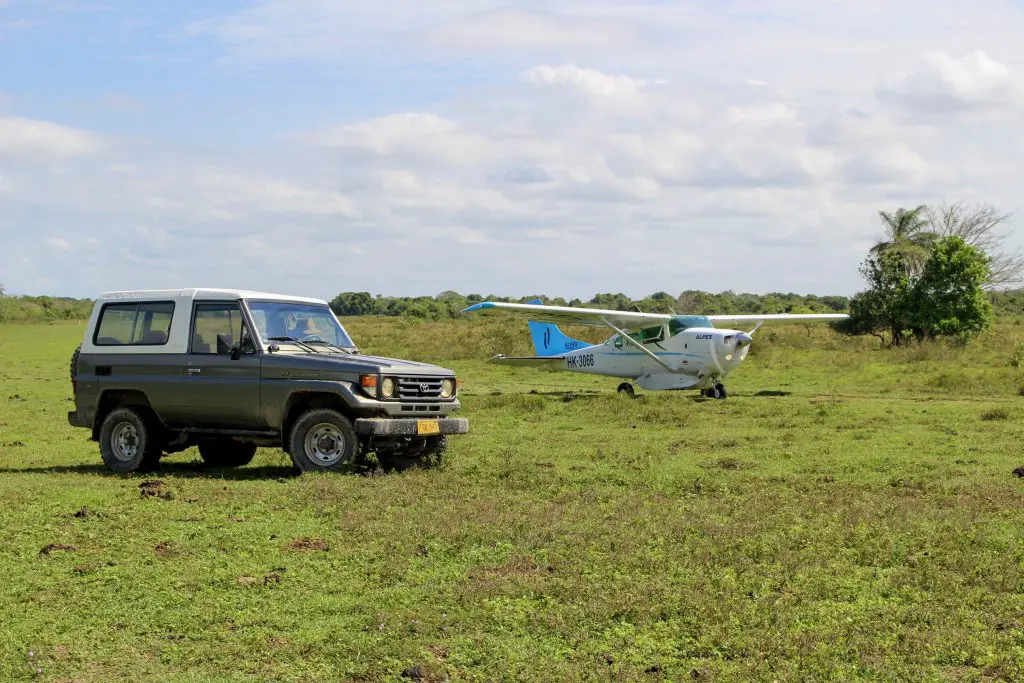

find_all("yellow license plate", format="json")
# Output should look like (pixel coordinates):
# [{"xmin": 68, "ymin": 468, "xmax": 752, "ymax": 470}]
[{"xmin": 417, "ymin": 419, "xmax": 441, "ymax": 436}]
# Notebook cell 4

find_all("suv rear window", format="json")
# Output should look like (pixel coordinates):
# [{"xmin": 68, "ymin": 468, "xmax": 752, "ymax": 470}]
[{"xmin": 94, "ymin": 302, "xmax": 175, "ymax": 346}]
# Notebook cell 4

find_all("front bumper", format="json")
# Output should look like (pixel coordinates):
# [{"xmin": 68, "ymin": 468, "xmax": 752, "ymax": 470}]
[{"xmin": 354, "ymin": 417, "xmax": 469, "ymax": 437}]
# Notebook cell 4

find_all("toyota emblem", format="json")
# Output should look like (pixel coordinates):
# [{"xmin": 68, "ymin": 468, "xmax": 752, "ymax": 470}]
[{"xmin": 419, "ymin": 382, "xmax": 430, "ymax": 393}]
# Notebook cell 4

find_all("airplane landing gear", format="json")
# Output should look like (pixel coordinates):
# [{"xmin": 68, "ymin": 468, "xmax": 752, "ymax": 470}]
[
  {"xmin": 617, "ymin": 382, "xmax": 635, "ymax": 398},
  {"xmin": 701, "ymin": 383, "xmax": 728, "ymax": 399}
]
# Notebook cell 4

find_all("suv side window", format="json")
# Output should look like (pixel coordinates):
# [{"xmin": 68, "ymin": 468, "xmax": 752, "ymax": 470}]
[
  {"xmin": 191, "ymin": 302, "xmax": 256, "ymax": 355},
  {"xmin": 94, "ymin": 302, "xmax": 174, "ymax": 346}
]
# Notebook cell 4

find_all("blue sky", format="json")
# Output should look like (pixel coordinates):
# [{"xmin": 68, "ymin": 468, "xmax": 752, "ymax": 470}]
[{"xmin": 2, "ymin": 0, "xmax": 1024, "ymax": 300}]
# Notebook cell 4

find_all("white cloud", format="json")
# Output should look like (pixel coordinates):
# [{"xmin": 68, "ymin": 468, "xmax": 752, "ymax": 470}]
[
  {"xmin": 522, "ymin": 64, "xmax": 650, "ymax": 97},
  {"xmin": 193, "ymin": 168, "xmax": 358, "ymax": 218},
  {"xmin": 307, "ymin": 114, "xmax": 493, "ymax": 168},
  {"xmin": 46, "ymin": 236, "xmax": 71, "ymax": 250},
  {"xmin": 425, "ymin": 10, "xmax": 638, "ymax": 52},
  {"xmin": 876, "ymin": 51, "xmax": 1023, "ymax": 112},
  {"xmin": 188, "ymin": 1, "xmax": 646, "ymax": 62},
  {"xmin": 0, "ymin": 116, "xmax": 103, "ymax": 159}
]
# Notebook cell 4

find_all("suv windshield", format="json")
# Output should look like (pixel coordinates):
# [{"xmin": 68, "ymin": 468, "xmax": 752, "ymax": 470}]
[{"xmin": 246, "ymin": 301, "xmax": 355, "ymax": 350}]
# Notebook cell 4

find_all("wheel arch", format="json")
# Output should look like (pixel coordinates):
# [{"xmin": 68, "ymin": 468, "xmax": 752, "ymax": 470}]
[
  {"xmin": 281, "ymin": 391, "xmax": 353, "ymax": 452},
  {"xmin": 93, "ymin": 389, "xmax": 160, "ymax": 440}
]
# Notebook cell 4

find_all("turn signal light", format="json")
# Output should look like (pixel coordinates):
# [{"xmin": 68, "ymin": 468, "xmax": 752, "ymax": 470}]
[{"xmin": 360, "ymin": 374, "xmax": 378, "ymax": 389}]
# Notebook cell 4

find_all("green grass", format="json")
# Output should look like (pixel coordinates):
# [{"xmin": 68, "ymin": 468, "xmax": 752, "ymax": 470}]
[{"xmin": 2, "ymin": 319, "xmax": 1024, "ymax": 681}]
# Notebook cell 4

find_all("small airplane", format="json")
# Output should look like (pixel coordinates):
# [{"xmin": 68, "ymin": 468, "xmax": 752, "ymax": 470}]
[{"xmin": 461, "ymin": 299, "xmax": 848, "ymax": 398}]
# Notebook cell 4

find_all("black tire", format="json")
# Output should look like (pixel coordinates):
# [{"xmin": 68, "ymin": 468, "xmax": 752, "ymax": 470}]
[
  {"xmin": 198, "ymin": 441, "xmax": 258, "ymax": 468},
  {"xmin": 713, "ymin": 383, "xmax": 727, "ymax": 400},
  {"xmin": 70, "ymin": 343, "xmax": 81, "ymax": 382},
  {"xmin": 288, "ymin": 409, "xmax": 358, "ymax": 472},
  {"xmin": 616, "ymin": 382, "xmax": 635, "ymax": 398},
  {"xmin": 98, "ymin": 407, "xmax": 161, "ymax": 473}
]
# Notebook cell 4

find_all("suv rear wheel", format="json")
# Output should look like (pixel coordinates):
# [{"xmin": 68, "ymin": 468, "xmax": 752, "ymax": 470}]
[
  {"xmin": 98, "ymin": 407, "xmax": 161, "ymax": 473},
  {"xmin": 198, "ymin": 441, "xmax": 258, "ymax": 468},
  {"xmin": 288, "ymin": 409, "xmax": 358, "ymax": 472}
]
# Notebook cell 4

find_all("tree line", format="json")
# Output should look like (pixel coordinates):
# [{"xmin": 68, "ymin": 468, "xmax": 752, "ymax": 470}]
[
  {"xmin": 0, "ymin": 288, "xmax": 95, "ymax": 322},
  {"xmin": 327, "ymin": 290, "xmax": 850, "ymax": 320}
]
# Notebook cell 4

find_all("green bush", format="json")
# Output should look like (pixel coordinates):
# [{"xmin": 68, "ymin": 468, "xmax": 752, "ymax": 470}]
[{"xmin": 0, "ymin": 294, "xmax": 94, "ymax": 322}]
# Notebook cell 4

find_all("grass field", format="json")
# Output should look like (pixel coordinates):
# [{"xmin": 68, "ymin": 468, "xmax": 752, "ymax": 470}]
[{"xmin": 2, "ymin": 318, "xmax": 1024, "ymax": 682}]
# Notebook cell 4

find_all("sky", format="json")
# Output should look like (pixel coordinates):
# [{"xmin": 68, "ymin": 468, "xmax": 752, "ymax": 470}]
[{"xmin": 2, "ymin": 0, "xmax": 1024, "ymax": 301}]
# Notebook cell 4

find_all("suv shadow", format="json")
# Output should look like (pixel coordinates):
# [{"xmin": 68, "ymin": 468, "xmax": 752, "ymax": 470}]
[{"xmin": 0, "ymin": 463, "xmax": 303, "ymax": 481}]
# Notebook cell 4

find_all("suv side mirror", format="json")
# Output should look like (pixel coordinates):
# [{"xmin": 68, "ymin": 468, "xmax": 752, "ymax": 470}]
[{"xmin": 230, "ymin": 344, "xmax": 241, "ymax": 361}]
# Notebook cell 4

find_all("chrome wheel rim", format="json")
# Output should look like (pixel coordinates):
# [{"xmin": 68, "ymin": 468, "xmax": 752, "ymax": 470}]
[
  {"xmin": 304, "ymin": 423, "xmax": 347, "ymax": 465},
  {"xmin": 111, "ymin": 422, "xmax": 140, "ymax": 462}
]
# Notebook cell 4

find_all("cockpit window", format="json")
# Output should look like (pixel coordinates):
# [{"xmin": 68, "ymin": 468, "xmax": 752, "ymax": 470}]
[
  {"xmin": 669, "ymin": 315, "xmax": 713, "ymax": 336},
  {"xmin": 614, "ymin": 324, "xmax": 666, "ymax": 348},
  {"xmin": 246, "ymin": 301, "xmax": 355, "ymax": 348}
]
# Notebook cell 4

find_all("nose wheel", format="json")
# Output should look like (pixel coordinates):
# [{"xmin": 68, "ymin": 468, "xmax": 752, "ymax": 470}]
[
  {"xmin": 702, "ymin": 383, "xmax": 728, "ymax": 399},
  {"xmin": 616, "ymin": 382, "xmax": 635, "ymax": 398}
]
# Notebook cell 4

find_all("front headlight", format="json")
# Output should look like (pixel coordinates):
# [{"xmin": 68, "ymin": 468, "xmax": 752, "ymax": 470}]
[
  {"xmin": 381, "ymin": 377, "xmax": 395, "ymax": 399},
  {"xmin": 440, "ymin": 378, "xmax": 455, "ymax": 399}
]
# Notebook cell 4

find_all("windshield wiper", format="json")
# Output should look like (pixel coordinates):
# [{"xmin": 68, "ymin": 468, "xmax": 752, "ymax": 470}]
[
  {"xmin": 304, "ymin": 340, "xmax": 357, "ymax": 354},
  {"xmin": 266, "ymin": 336, "xmax": 320, "ymax": 353}
]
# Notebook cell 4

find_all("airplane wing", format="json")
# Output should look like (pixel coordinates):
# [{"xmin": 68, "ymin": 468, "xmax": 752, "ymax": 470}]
[
  {"xmin": 462, "ymin": 301, "xmax": 672, "ymax": 330},
  {"xmin": 707, "ymin": 313, "xmax": 848, "ymax": 326},
  {"xmin": 487, "ymin": 355, "xmax": 565, "ymax": 368}
]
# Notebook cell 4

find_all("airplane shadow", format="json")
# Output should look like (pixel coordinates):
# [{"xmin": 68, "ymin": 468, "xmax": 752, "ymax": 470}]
[{"xmin": 513, "ymin": 388, "xmax": 793, "ymax": 401}]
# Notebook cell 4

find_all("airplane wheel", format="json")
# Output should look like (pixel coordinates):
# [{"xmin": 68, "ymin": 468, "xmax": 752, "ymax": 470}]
[
  {"xmin": 713, "ymin": 383, "xmax": 727, "ymax": 400},
  {"xmin": 617, "ymin": 382, "xmax": 635, "ymax": 398}
]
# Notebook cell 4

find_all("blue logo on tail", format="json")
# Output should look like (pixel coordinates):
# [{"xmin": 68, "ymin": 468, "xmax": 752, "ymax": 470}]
[{"xmin": 525, "ymin": 298, "xmax": 587, "ymax": 357}]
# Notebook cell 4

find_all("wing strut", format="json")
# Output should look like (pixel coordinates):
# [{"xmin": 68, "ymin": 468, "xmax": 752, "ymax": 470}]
[{"xmin": 600, "ymin": 318, "xmax": 677, "ymax": 373}]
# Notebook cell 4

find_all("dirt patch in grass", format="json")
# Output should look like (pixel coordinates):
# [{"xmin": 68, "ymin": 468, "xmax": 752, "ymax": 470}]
[
  {"xmin": 700, "ymin": 457, "xmax": 754, "ymax": 471},
  {"xmin": 286, "ymin": 537, "xmax": 329, "ymax": 552},
  {"xmin": 400, "ymin": 663, "xmax": 446, "ymax": 681},
  {"xmin": 237, "ymin": 571, "xmax": 284, "ymax": 587},
  {"xmin": 40, "ymin": 543, "xmax": 76, "ymax": 556},
  {"xmin": 469, "ymin": 555, "xmax": 554, "ymax": 581},
  {"xmin": 140, "ymin": 480, "xmax": 174, "ymax": 500}
]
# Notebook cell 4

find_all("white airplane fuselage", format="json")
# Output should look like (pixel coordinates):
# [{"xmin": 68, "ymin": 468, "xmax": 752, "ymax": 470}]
[{"xmin": 556, "ymin": 327, "xmax": 751, "ymax": 390}]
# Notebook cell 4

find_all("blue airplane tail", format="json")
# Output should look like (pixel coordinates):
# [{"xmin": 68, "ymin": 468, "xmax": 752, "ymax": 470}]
[{"xmin": 525, "ymin": 299, "xmax": 588, "ymax": 356}]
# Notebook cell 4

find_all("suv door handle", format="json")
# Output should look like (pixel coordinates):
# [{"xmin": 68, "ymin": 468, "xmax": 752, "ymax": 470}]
[{"xmin": 187, "ymin": 368, "xmax": 202, "ymax": 376}]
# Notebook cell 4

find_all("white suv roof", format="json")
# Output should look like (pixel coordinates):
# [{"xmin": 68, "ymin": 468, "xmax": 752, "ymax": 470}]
[{"xmin": 96, "ymin": 288, "xmax": 328, "ymax": 305}]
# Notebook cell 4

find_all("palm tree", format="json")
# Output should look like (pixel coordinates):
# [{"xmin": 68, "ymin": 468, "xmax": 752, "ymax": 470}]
[{"xmin": 870, "ymin": 205, "xmax": 938, "ymax": 276}]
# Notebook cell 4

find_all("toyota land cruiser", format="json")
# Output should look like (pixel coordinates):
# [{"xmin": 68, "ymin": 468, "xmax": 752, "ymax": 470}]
[{"xmin": 67, "ymin": 288, "xmax": 468, "ymax": 473}]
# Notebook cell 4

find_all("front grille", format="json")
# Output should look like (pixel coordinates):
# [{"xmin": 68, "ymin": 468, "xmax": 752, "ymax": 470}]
[{"xmin": 396, "ymin": 376, "xmax": 445, "ymax": 400}]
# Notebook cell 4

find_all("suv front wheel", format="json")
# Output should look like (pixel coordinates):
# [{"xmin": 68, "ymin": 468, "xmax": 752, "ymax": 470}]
[
  {"xmin": 288, "ymin": 409, "xmax": 358, "ymax": 472},
  {"xmin": 98, "ymin": 407, "xmax": 161, "ymax": 473}
]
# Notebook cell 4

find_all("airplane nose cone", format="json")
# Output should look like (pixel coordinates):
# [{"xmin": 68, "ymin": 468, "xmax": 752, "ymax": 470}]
[{"xmin": 736, "ymin": 333, "xmax": 753, "ymax": 348}]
